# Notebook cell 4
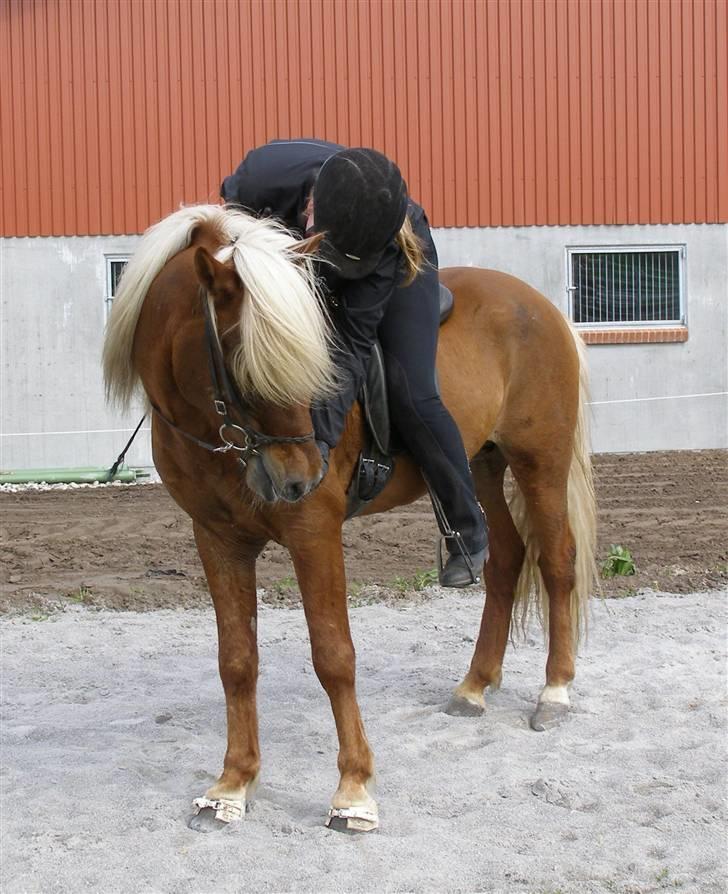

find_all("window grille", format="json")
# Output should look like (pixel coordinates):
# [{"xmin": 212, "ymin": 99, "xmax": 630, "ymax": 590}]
[
  {"xmin": 566, "ymin": 247, "xmax": 685, "ymax": 326},
  {"xmin": 105, "ymin": 256, "xmax": 128, "ymax": 320}
]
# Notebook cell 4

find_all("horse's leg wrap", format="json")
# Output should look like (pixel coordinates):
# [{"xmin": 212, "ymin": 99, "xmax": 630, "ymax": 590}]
[
  {"xmin": 191, "ymin": 796, "xmax": 245, "ymax": 824},
  {"xmin": 326, "ymin": 802, "xmax": 379, "ymax": 833},
  {"xmin": 327, "ymin": 779, "xmax": 379, "ymax": 833},
  {"xmin": 188, "ymin": 775, "xmax": 259, "ymax": 832}
]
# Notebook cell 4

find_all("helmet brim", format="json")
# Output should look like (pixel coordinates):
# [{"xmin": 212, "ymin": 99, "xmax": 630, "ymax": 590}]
[{"xmin": 317, "ymin": 237, "xmax": 384, "ymax": 280}]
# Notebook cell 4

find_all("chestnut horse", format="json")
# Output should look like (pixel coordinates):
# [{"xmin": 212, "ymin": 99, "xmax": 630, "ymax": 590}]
[{"xmin": 103, "ymin": 204, "xmax": 596, "ymax": 834}]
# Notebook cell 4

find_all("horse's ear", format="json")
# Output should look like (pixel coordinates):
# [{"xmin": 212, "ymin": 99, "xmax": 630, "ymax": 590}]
[
  {"xmin": 193, "ymin": 247, "xmax": 241, "ymax": 303},
  {"xmin": 290, "ymin": 232, "xmax": 325, "ymax": 259}
]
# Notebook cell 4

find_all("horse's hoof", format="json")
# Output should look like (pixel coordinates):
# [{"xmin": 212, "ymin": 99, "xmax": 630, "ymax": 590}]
[
  {"xmin": 187, "ymin": 807, "xmax": 230, "ymax": 833},
  {"xmin": 326, "ymin": 806, "xmax": 379, "ymax": 834},
  {"xmin": 444, "ymin": 693, "xmax": 485, "ymax": 717},
  {"xmin": 530, "ymin": 701, "xmax": 569, "ymax": 731},
  {"xmin": 327, "ymin": 815, "xmax": 367, "ymax": 834},
  {"xmin": 188, "ymin": 796, "xmax": 244, "ymax": 832}
]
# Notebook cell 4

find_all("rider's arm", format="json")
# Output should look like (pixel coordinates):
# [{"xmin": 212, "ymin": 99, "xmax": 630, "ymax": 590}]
[{"xmin": 220, "ymin": 140, "xmax": 340, "ymax": 231}]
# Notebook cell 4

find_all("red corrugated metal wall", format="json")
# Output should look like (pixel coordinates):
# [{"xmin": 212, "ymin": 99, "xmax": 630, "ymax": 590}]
[{"xmin": 1, "ymin": 0, "xmax": 726, "ymax": 236}]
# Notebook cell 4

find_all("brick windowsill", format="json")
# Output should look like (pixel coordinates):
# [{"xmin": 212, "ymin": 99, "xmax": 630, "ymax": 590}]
[{"xmin": 579, "ymin": 327, "xmax": 688, "ymax": 345}]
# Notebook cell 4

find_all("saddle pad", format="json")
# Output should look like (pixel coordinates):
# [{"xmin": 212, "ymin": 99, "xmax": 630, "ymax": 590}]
[{"xmin": 439, "ymin": 282, "xmax": 454, "ymax": 324}]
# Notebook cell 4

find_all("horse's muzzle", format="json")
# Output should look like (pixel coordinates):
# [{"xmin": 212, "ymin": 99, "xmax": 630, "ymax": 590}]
[{"xmin": 246, "ymin": 451, "xmax": 324, "ymax": 504}]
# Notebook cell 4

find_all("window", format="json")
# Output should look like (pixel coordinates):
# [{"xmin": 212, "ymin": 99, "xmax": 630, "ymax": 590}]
[
  {"xmin": 104, "ymin": 256, "xmax": 128, "ymax": 320},
  {"xmin": 566, "ymin": 246, "xmax": 685, "ymax": 327}
]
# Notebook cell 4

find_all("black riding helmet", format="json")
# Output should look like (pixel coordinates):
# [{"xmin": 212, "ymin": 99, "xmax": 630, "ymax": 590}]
[{"xmin": 313, "ymin": 148, "xmax": 409, "ymax": 280}]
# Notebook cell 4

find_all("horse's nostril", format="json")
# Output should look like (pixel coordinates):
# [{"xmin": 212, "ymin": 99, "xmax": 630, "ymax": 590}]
[{"xmin": 283, "ymin": 480, "xmax": 306, "ymax": 502}]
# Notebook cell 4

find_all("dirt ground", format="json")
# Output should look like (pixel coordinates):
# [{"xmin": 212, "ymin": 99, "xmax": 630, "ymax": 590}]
[{"xmin": 1, "ymin": 450, "xmax": 726, "ymax": 615}]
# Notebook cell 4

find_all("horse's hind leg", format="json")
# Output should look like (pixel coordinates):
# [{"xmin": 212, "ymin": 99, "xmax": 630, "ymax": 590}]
[
  {"xmin": 446, "ymin": 444, "xmax": 525, "ymax": 716},
  {"xmin": 511, "ymin": 459, "xmax": 577, "ymax": 731},
  {"xmin": 187, "ymin": 522, "xmax": 262, "ymax": 832}
]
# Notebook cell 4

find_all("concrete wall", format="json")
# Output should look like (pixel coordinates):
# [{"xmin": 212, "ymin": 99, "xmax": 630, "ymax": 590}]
[
  {"xmin": 0, "ymin": 235, "xmax": 149, "ymax": 471},
  {"xmin": 1, "ymin": 224, "xmax": 726, "ymax": 472}
]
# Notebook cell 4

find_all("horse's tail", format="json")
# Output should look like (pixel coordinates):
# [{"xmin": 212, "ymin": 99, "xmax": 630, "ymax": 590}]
[
  {"xmin": 102, "ymin": 204, "xmax": 228, "ymax": 409},
  {"xmin": 510, "ymin": 321, "xmax": 598, "ymax": 647}
]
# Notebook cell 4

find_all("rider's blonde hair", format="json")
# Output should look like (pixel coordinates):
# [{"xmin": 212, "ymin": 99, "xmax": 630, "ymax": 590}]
[{"xmin": 396, "ymin": 215, "xmax": 426, "ymax": 286}]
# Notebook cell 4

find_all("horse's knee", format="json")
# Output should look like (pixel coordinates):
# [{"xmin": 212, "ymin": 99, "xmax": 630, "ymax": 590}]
[
  {"xmin": 311, "ymin": 641, "xmax": 356, "ymax": 693},
  {"xmin": 219, "ymin": 652, "xmax": 258, "ymax": 696}
]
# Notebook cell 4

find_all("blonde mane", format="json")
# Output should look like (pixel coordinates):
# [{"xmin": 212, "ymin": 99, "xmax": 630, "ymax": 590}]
[{"xmin": 102, "ymin": 204, "xmax": 335, "ymax": 410}]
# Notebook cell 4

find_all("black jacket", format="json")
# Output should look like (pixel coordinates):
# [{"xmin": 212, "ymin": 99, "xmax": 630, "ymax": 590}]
[
  {"xmin": 220, "ymin": 140, "xmax": 435, "ymax": 448},
  {"xmin": 221, "ymin": 139, "xmax": 342, "ymax": 233}
]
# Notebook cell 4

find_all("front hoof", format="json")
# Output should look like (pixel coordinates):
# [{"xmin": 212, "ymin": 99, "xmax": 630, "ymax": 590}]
[
  {"xmin": 445, "ymin": 692, "xmax": 485, "ymax": 717},
  {"xmin": 326, "ymin": 806, "xmax": 379, "ymax": 834},
  {"xmin": 530, "ymin": 701, "xmax": 569, "ymax": 731},
  {"xmin": 188, "ymin": 807, "xmax": 230, "ymax": 833},
  {"xmin": 188, "ymin": 796, "xmax": 244, "ymax": 832}
]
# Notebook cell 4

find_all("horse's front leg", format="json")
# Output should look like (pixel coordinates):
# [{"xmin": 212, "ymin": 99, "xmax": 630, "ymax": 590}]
[
  {"xmin": 289, "ymin": 526, "xmax": 378, "ymax": 833},
  {"xmin": 188, "ymin": 521, "xmax": 262, "ymax": 832}
]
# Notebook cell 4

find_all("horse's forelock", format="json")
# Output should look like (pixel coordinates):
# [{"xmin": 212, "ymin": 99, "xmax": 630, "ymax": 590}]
[{"xmin": 213, "ymin": 212, "xmax": 336, "ymax": 407}]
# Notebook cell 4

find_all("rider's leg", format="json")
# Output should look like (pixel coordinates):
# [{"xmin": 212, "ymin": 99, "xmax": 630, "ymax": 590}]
[{"xmin": 377, "ymin": 238, "xmax": 488, "ymax": 584}]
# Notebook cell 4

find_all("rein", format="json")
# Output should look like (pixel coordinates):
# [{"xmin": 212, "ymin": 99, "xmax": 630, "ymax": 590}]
[{"xmin": 111, "ymin": 284, "xmax": 316, "ymax": 476}]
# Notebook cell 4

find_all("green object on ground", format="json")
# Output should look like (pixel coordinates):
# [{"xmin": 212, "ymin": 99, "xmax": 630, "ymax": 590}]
[
  {"xmin": 0, "ymin": 467, "xmax": 149, "ymax": 484},
  {"xmin": 601, "ymin": 544, "xmax": 637, "ymax": 578}
]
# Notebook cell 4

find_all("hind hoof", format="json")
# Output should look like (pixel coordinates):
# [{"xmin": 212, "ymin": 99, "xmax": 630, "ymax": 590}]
[
  {"xmin": 445, "ymin": 693, "xmax": 485, "ymax": 717},
  {"xmin": 530, "ymin": 701, "xmax": 569, "ymax": 731}
]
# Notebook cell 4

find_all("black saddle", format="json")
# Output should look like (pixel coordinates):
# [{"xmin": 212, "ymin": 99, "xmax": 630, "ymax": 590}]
[{"xmin": 346, "ymin": 283, "xmax": 454, "ymax": 518}]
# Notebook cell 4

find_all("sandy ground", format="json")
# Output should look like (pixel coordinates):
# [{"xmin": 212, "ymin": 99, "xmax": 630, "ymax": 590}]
[
  {"xmin": 1, "ymin": 450, "xmax": 727, "ymax": 614},
  {"xmin": 2, "ymin": 589, "xmax": 726, "ymax": 894}
]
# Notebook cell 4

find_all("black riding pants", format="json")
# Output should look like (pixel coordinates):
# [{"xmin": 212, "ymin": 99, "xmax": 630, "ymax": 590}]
[
  {"xmin": 312, "ymin": 232, "xmax": 487, "ymax": 555},
  {"xmin": 377, "ymin": 241, "xmax": 487, "ymax": 554}
]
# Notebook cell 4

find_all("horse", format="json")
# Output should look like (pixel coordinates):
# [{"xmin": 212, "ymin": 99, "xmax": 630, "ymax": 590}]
[{"xmin": 103, "ymin": 204, "xmax": 597, "ymax": 834}]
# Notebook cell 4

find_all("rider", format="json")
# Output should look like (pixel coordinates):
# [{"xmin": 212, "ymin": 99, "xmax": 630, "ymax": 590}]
[{"xmin": 221, "ymin": 139, "xmax": 488, "ymax": 587}]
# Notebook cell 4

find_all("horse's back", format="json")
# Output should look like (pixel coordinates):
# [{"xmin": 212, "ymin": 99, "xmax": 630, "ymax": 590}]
[{"xmin": 441, "ymin": 267, "xmax": 573, "ymax": 350}]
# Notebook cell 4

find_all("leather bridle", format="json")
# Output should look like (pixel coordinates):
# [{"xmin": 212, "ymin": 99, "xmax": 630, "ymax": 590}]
[{"xmin": 150, "ymin": 287, "xmax": 316, "ymax": 468}]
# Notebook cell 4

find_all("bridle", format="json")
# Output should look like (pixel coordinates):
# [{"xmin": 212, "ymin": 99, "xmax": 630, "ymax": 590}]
[{"xmin": 150, "ymin": 286, "xmax": 316, "ymax": 468}]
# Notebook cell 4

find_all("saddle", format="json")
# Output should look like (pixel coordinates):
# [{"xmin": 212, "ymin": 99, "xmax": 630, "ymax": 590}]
[{"xmin": 345, "ymin": 283, "xmax": 454, "ymax": 518}]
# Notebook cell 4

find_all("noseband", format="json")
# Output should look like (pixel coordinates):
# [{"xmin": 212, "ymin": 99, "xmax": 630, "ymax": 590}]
[{"xmin": 151, "ymin": 287, "xmax": 315, "ymax": 468}]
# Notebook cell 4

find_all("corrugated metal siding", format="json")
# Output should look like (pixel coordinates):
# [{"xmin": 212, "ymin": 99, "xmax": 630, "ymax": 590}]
[{"xmin": 1, "ymin": 0, "xmax": 726, "ymax": 236}]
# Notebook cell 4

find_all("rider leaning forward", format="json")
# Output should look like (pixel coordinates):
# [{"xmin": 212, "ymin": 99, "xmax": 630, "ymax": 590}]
[{"xmin": 221, "ymin": 139, "xmax": 488, "ymax": 587}]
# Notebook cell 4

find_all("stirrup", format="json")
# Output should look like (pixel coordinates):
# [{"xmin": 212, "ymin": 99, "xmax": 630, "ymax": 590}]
[{"xmin": 436, "ymin": 531, "xmax": 481, "ymax": 586}]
